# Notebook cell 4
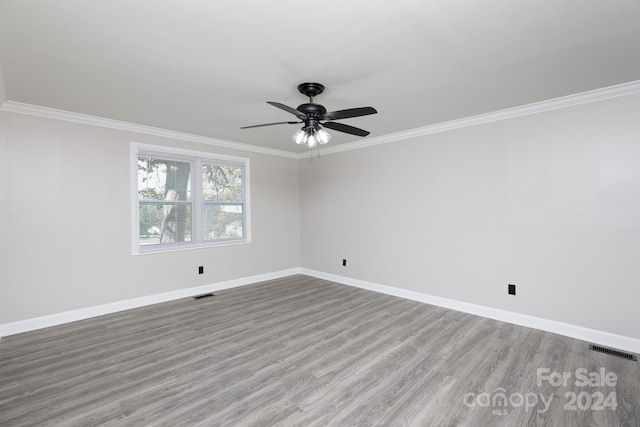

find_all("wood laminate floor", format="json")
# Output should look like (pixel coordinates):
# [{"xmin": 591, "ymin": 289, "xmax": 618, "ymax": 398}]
[{"xmin": 1, "ymin": 275, "xmax": 639, "ymax": 426}]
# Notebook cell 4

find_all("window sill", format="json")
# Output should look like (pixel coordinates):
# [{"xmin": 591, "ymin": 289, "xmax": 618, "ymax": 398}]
[{"xmin": 133, "ymin": 239, "xmax": 250, "ymax": 255}]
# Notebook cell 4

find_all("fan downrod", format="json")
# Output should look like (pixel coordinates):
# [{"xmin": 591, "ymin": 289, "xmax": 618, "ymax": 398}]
[{"xmin": 298, "ymin": 82, "xmax": 325, "ymax": 99}]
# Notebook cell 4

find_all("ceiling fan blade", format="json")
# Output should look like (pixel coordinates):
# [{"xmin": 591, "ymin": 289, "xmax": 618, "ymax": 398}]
[
  {"xmin": 323, "ymin": 121, "xmax": 370, "ymax": 137},
  {"xmin": 322, "ymin": 106, "xmax": 377, "ymax": 121},
  {"xmin": 241, "ymin": 121, "xmax": 300, "ymax": 129},
  {"xmin": 267, "ymin": 101, "xmax": 308, "ymax": 119}
]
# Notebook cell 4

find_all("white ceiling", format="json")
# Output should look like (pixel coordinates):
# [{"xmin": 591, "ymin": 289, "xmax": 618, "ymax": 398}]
[{"xmin": 1, "ymin": 0, "xmax": 639, "ymax": 154}]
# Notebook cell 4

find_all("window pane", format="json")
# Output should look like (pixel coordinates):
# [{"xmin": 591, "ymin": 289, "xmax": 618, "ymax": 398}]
[
  {"xmin": 204, "ymin": 203, "xmax": 243, "ymax": 240},
  {"xmin": 139, "ymin": 203, "xmax": 192, "ymax": 245},
  {"xmin": 138, "ymin": 155, "xmax": 192, "ymax": 245},
  {"xmin": 202, "ymin": 165, "xmax": 243, "ymax": 202},
  {"xmin": 138, "ymin": 157, "xmax": 192, "ymax": 201}
]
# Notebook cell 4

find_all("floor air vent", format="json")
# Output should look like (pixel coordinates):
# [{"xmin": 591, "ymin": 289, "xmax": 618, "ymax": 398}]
[
  {"xmin": 193, "ymin": 293, "xmax": 215, "ymax": 300},
  {"xmin": 589, "ymin": 344, "xmax": 637, "ymax": 361}
]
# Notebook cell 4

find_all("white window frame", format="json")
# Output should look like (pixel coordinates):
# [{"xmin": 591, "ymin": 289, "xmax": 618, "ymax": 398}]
[{"xmin": 131, "ymin": 142, "xmax": 251, "ymax": 255}]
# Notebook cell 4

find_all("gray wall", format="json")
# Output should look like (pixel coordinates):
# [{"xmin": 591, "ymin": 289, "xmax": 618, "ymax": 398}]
[
  {"xmin": 300, "ymin": 92, "xmax": 640, "ymax": 340},
  {"xmin": 0, "ymin": 111, "xmax": 300, "ymax": 324},
  {"xmin": 2, "ymin": 91, "xmax": 640, "ymax": 342}
]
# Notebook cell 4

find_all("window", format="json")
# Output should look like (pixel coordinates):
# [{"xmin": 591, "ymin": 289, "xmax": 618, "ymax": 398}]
[{"xmin": 131, "ymin": 143, "xmax": 250, "ymax": 253}]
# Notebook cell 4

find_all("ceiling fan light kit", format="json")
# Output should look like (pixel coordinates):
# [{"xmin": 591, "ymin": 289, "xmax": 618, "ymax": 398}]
[
  {"xmin": 241, "ymin": 82, "xmax": 377, "ymax": 149},
  {"xmin": 293, "ymin": 126, "xmax": 331, "ymax": 147}
]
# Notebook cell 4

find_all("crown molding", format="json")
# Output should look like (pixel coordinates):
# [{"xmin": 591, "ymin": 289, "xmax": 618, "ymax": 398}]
[
  {"xmin": 0, "ymin": 101, "xmax": 299, "ymax": 159},
  {"xmin": 2, "ymin": 79, "xmax": 639, "ymax": 160},
  {"xmin": 305, "ymin": 79, "xmax": 640, "ymax": 158}
]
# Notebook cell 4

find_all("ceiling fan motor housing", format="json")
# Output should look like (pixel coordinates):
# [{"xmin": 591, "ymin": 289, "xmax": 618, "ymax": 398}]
[{"xmin": 297, "ymin": 103, "xmax": 326, "ymax": 128}]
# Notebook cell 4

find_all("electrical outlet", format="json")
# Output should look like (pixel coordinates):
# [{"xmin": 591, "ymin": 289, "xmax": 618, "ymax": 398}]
[
  {"xmin": 342, "ymin": 259, "xmax": 347, "ymax": 267},
  {"xmin": 198, "ymin": 266, "xmax": 204, "ymax": 274},
  {"xmin": 508, "ymin": 284, "xmax": 516, "ymax": 295}
]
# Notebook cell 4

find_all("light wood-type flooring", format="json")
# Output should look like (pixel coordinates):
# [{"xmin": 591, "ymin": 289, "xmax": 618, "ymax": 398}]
[{"xmin": 1, "ymin": 275, "xmax": 639, "ymax": 426}]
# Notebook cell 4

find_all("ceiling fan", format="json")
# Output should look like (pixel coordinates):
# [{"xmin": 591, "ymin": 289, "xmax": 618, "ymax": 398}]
[{"xmin": 241, "ymin": 82, "xmax": 377, "ymax": 148}]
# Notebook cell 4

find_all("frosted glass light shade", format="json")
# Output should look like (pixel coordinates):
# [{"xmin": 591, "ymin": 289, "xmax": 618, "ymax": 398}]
[
  {"xmin": 307, "ymin": 133, "xmax": 318, "ymax": 148},
  {"xmin": 293, "ymin": 129, "xmax": 306, "ymax": 144},
  {"xmin": 316, "ymin": 127, "xmax": 331, "ymax": 144}
]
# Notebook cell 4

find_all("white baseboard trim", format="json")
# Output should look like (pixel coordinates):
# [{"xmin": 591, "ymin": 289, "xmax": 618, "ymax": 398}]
[
  {"xmin": 3, "ymin": 267, "xmax": 639, "ymax": 356},
  {"xmin": 301, "ymin": 268, "xmax": 640, "ymax": 355},
  {"xmin": 0, "ymin": 268, "xmax": 301, "ymax": 338}
]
